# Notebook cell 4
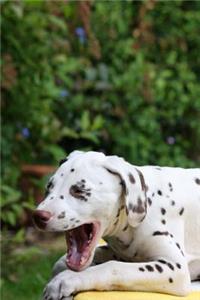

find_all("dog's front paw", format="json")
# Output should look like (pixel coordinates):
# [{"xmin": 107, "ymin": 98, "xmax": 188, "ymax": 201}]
[{"xmin": 43, "ymin": 270, "xmax": 81, "ymax": 300}]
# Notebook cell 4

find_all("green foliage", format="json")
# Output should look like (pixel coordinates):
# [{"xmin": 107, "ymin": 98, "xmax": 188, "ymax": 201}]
[
  {"xmin": 1, "ymin": 242, "xmax": 63, "ymax": 300},
  {"xmin": 1, "ymin": 1, "xmax": 200, "ymax": 227},
  {"xmin": 1, "ymin": 184, "xmax": 34, "ymax": 227}
]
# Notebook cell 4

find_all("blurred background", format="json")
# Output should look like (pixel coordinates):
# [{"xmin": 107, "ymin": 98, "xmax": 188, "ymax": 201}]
[{"xmin": 1, "ymin": 0, "xmax": 200, "ymax": 299}]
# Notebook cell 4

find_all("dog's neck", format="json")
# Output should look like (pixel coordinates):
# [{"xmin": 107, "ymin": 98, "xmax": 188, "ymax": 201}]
[{"xmin": 103, "ymin": 197, "xmax": 129, "ymax": 237}]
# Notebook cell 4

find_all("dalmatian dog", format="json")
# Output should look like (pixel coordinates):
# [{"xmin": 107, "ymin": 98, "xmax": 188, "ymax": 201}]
[{"xmin": 33, "ymin": 150, "xmax": 200, "ymax": 300}]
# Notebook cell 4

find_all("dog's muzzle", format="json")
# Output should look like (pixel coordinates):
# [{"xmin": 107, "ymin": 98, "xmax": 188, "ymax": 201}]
[{"xmin": 32, "ymin": 210, "xmax": 52, "ymax": 230}]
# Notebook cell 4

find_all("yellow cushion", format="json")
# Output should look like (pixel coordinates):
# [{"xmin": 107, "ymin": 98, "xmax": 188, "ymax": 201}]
[{"xmin": 75, "ymin": 291, "xmax": 200, "ymax": 300}]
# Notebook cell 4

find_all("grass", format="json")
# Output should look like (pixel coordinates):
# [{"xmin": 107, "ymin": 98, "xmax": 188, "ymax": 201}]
[{"xmin": 2, "ymin": 246, "xmax": 64, "ymax": 300}]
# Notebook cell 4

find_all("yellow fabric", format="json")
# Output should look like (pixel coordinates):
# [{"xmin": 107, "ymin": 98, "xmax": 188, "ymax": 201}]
[{"xmin": 75, "ymin": 291, "xmax": 200, "ymax": 300}]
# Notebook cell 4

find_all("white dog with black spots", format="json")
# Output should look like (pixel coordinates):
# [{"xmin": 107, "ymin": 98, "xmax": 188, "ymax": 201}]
[{"xmin": 33, "ymin": 151, "xmax": 200, "ymax": 300}]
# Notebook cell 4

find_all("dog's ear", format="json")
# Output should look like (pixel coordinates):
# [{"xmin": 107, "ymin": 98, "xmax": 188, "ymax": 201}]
[{"xmin": 103, "ymin": 156, "xmax": 147, "ymax": 227}]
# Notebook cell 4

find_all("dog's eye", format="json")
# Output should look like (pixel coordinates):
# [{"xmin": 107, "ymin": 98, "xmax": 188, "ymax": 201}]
[{"xmin": 70, "ymin": 185, "xmax": 83, "ymax": 197}]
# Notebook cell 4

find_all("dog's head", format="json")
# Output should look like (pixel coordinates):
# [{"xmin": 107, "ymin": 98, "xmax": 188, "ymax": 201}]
[{"xmin": 33, "ymin": 150, "xmax": 147, "ymax": 271}]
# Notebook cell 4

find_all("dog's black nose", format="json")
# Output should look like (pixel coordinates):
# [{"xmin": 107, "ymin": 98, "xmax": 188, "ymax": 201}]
[{"xmin": 32, "ymin": 210, "xmax": 52, "ymax": 229}]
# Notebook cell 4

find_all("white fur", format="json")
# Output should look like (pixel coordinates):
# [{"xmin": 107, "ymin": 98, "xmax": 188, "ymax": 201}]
[{"xmin": 35, "ymin": 151, "xmax": 200, "ymax": 299}]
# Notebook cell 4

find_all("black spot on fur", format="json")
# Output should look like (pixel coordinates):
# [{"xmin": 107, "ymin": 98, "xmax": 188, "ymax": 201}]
[
  {"xmin": 168, "ymin": 182, "xmax": 173, "ymax": 192},
  {"xmin": 128, "ymin": 173, "xmax": 135, "ymax": 184},
  {"xmin": 113, "ymin": 219, "xmax": 119, "ymax": 226},
  {"xmin": 158, "ymin": 259, "xmax": 167, "ymax": 265},
  {"xmin": 45, "ymin": 179, "xmax": 54, "ymax": 196},
  {"xmin": 166, "ymin": 262, "xmax": 174, "ymax": 270},
  {"xmin": 135, "ymin": 169, "xmax": 146, "ymax": 191},
  {"xmin": 195, "ymin": 178, "xmax": 200, "ymax": 185},
  {"xmin": 161, "ymin": 219, "xmax": 166, "ymax": 225},
  {"xmin": 155, "ymin": 264, "xmax": 163, "ymax": 273},
  {"xmin": 60, "ymin": 195, "xmax": 64, "ymax": 199},
  {"xmin": 148, "ymin": 198, "xmax": 152, "ymax": 206},
  {"xmin": 145, "ymin": 265, "xmax": 154, "ymax": 272},
  {"xmin": 61, "ymin": 173, "xmax": 64, "ymax": 177},
  {"xmin": 171, "ymin": 200, "xmax": 175, "ymax": 206},
  {"xmin": 181, "ymin": 250, "xmax": 185, "ymax": 256},
  {"xmin": 59, "ymin": 158, "xmax": 68, "ymax": 166},
  {"xmin": 176, "ymin": 243, "xmax": 185, "ymax": 256},
  {"xmin": 139, "ymin": 267, "xmax": 145, "ymax": 272},
  {"xmin": 70, "ymin": 168, "xmax": 75, "ymax": 172},
  {"xmin": 157, "ymin": 190, "xmax": 162, "ymax": 196},
  {"xmin": 176, "ymin": 263, "xmax": 181, "ymax": 269},
  {"xmin": 161, "ymin": 208, "xmax": 166, "ymax": 215},
  {"xmin": 116, "ymin": 208, "xmax": 121, "ymax": 218},
  {"xmin": 128, "ymin": 198, "xmax": 146, "ymax": 217},
  {"xmin": 120, "ymin": 179, "xmax": 127, "ymax": 195},
  {"xmin": 179, "ymin": 207, "xmax": 184, "ymax": 216},
  {"xmin": 132, "ymin": 197, "xmax": 146, "ymax": 214},
  {"xmin": 155, "ymin": 167, "xmax": 162, "ymax": 170},
  {"xmin": 169, "ymin": 278, "xmax": 173, "ymax": 283},
  {"xmin": 128, "ymin": 203, "xmax": 133, "ymax": 211},
  {"xmin": 122, "ymin": 224, "xmax": 129, "ymax": 231},
  {"xmin": 152, "ymin": 193, "xmax": 155, "ymax": 197},
  {"xmin": 57, "ymin": 211, "xmax": 65, "ymax": 219},
  {"xmin": 153, "ymin": 231, "xmax": 169, "ymax": 236}
]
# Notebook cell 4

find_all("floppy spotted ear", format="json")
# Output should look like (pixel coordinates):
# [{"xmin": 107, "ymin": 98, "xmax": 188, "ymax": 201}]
[{"xmin": 103, "ymin": 155, "xmax": 147, "ymax": 227}]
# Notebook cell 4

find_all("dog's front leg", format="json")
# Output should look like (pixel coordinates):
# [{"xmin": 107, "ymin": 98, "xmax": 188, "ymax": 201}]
[
  {"xmin": 81, "ymin": 260, "xmax": 190, "ymax": 296},
  {"xmin": 44, "ymin": 258, "xmax": 190, "ymax": 299}
]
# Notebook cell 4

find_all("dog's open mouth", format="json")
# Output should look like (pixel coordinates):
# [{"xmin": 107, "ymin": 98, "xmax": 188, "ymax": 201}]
[{"xmin": 65, "ymin": 222, "xmax": 100, "ymax": 271}]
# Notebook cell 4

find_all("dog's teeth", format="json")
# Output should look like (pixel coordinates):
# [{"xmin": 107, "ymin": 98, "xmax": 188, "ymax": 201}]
[{"xmin": 80, "ymin": 257, "xmax": 85, "ymax": 264}]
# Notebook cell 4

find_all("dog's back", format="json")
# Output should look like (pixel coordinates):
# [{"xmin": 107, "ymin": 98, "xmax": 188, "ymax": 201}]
[{"xmin": 139, "ymin": 166, "xmax": 200, "ymax": 273}]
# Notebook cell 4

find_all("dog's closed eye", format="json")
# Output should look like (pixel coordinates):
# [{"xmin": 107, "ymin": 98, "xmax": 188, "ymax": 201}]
[
  {"xmin": 70, "ymin": 185, "xmax": 83, "ymax": 197},
  {"xmin": 69, "ymin": 183, "xmax": 91, "ymax": 202}
]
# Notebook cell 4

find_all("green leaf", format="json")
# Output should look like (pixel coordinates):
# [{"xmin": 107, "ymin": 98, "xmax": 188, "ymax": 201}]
[
  {"xmin": 80, "ymin": 111, "xmax": 90, "ymax": 131},
  {"xmin": 91, "ymin": 115, "xmax": 104, "ymax": 130}
]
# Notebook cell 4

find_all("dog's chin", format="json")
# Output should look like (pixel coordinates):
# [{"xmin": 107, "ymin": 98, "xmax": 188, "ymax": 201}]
[{"xmin": 65, "ymin": 221, "xmax": 101, "ymax": 272}]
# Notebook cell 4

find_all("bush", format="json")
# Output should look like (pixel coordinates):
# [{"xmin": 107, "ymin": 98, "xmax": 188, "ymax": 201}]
[{"xmin": 2, "ymin": 1, "xmax": 200, "ymax": 226}]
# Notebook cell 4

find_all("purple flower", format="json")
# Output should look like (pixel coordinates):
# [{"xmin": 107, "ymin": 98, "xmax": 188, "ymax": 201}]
[
  {"xmin": 75, "ymin": 27, "xmax": 86, "ymax": 44},
  {"xmin": 60, "ymin": 89, "xmax": 69, "ymax": 98},
  {"xmin": 75, "ymin": 27, "xmax": 85, "ymax": 37},
  {"xmin": 166, "ymin": 136, "xmax": 176, "ymax": 145},
  {"xmin": 21, "ymin": 128, "xmax": 30, "ymax": 138}
]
